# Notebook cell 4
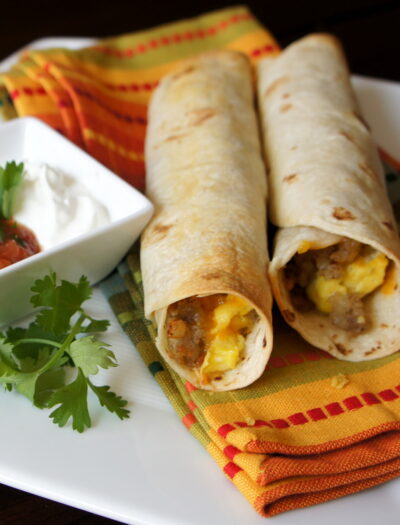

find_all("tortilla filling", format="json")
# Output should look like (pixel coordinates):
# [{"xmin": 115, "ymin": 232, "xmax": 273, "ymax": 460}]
[
  {"xmin": 166, "ymin": 294, "xmax": 258, "ymax": 383},
  {"xmin": 284, "ymin": 239, "xmax": 389, "ymax": 334}
]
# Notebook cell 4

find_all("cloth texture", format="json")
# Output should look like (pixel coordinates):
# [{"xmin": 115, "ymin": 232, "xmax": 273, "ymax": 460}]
[
  {"xmin": 100, "ymin": 219, "xmax": 400, "ymax": 516},
  {"xmin": 1, "ymin": 5, "xmax": 400, "ymax": 517},
  {"xmin": 0, "ymin": 5, "xmax": 278, "ymax": 190}
]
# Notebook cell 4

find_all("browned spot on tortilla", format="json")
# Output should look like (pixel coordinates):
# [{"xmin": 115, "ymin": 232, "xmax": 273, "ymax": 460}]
[
  {"xmin": 283, "ymin": 173, "xmax": 298, "ymax": 183},
  {"xmin": 262, "ymin": 337, "xmax": 267, "ymax": 348},
  {"xmin": 282, "ymin": 92, "xmax": 290, "ymax": 99},
  {"xmin": 171, "ymin": 65, "xmax": 196, "ymax": 80},
  {"xmin": 381, "ymin": 323, "xmax": 389, "ymax": 328},
  {"xmin": 290, "ymin": 145, "xmax": 298, "ymax": 151},
  {"xmin": 264, "ymin": 76, "xmax": 289, "ymax": 97},
  {"xmin": 383, "ymin": 221, "xmax": 395, "ymax": 232},
  {"xmin": 322, "ymin": 199, "xmax": 332, "ymax": 205},
  {"xmin": 359, "ymin": 163, "xmax": 380, "ymax": 184},
  {"xmin": 163, "ymin": 133, "xmax": 187, "ymax": 143},
  {"xmin": 364, "ymin": 347, "xmax": 378, "ymax": 356},
  {"xmin": 340, "ymin": 130, "xmax": 355, "ymax": 143},
  {"xmin": 333, "ymin": 207, "xmax": 355, "ymax": 220},
  {"xmin": 280, "ymin": 103, "xmax": 293, "ymax": 113},
  {"xmin": 142, "ymin": 222, "xmax": 174, "ymax": 246},
  {"xmin": 188, "ymin": 107, "xmax": 216, "ymax": 126},
  {"xmin": 334, "ymin": 343, "xmax": 351, "ymax": 356},
  {"xmin": 202, "ymin": 272, "xmax": 222, "ymax": 281},
  {"xmin": 152, "ymin": 223, "xmax": 173, "ymax": 236},
  {"xmin": 282, "ymin": 309, "xmax": 295, "ymax": 323}
]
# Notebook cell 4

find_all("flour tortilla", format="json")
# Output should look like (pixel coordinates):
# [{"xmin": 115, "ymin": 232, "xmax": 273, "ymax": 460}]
[
  {"xmin": 257, "ymin": 33, "xmax": 400, "ymax": 360},
  {"xmin": 141, "ymin": 51, "xmax": 273, "ymax": 390}
]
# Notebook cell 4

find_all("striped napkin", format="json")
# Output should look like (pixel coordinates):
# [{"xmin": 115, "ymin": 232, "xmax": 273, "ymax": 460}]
[
  {"xmin": 100, "ymin": 125, "xmax": 400, "ymax": 517},
  {"xmin": 102, "ymin": 181, "xmax": 400, "ymax": 516},
  {"xmin": 1, "ymin": 5, "xmax": 400, "ymax": 516},
  {"xmin": 0, "ymin": 5, "xmax": 278, "ymax": 190}
]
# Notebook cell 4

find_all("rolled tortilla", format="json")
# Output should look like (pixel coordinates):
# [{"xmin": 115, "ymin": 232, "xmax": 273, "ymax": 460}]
[
  {"xmin": 257, "ymin": 33, "xmax": 400, "ymax": 361},
  {"xmin": 141, "ymin": 51, "xmax": 273, "ymax": 390}
]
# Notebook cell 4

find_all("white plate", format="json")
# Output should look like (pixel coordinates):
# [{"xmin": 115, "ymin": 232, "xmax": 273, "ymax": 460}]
[{"xmin": 0, "ymin": 38, "xmax": 399, "ymax": 525}]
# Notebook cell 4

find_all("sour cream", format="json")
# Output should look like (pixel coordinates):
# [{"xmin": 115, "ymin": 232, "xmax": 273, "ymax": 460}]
[{"xmin": 13, "ymin": 162, "xmax": 110, "ymax": 250}]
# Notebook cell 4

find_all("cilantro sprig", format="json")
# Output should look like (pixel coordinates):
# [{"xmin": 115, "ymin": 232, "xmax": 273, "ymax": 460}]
[
  {"xmin": 0, "ymin": 273, "xmax": 130, "ymax": 432},
  {"xmin": 0, "ymin": 161, "xmax": 24, "ymax": 220}
]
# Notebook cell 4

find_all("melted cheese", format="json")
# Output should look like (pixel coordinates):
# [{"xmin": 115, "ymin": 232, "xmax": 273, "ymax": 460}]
[
  {"xmin": 297, "ymin": 240, "xmax": 314, "ymax": 254},
  {"xmin": 307, "ymin": 252, "xmax": 389, "ymax": 313},
  {"xmin": 380, "ymin": 261, "xmax": 396, "ymax": 295},
  {"xmin": 200, "ymin": 295, "xmax": 254, "ymax": 381}
]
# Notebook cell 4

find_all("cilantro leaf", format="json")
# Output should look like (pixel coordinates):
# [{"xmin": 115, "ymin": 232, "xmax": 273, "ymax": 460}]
[
  {"xmin": 34, "ymin": 367, "xmax": 66, "ymax": 408},
  {"xmin": 6, "ymin": 322, "xmax": 64, "ymax": 361},
  {"xmin": 88, "ymin": 379, "xmax": 130, "ymax": 420},
  {"xmin": 48, "ymin": 369, "xmax": 91, "ymax": 433},
  {"xmin": 0, "ymin": 337, "xmax": 22, "ymax": 389},
  {"xmin": 0, "ymin": 272, "xmax": 130, "ymax": 432},
  {"xmin": 0, "ymin": 161, "xmax": 24, "ymax": 219},
  {"xmin": 68, "ymin": 336, "xmax": 117, "ymax": 377},
  {"xmin": 10, "ymin": 347, "xmax": 63, "ymax": 403},
  {"xmin": 0, "ymin": 336, "xmax": 19, "ymax": 369},
  {"xmin": 80, "ymin": 317, "xmax": 110, "ymax": 333},
  {"xmin": 15, "ymin": 374, "xmax": 38, "ymax": 402},
  {"xmin": 31, "ymin": 274, "xmax": 92, "ymax": 335}
]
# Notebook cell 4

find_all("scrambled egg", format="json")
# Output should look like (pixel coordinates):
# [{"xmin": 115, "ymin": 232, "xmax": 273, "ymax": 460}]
[
  {"xmin": 200, "ymin": 295, "xmax": 254, "ymax": 380},
  {"xmin": 307, "ymin": 252, "xmax": 389, "ymax": 313}
]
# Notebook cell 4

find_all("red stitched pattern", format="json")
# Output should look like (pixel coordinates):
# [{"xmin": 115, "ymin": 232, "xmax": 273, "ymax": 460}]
[
  {"xmin": 223, "ymin": 445, "xmax": 241, "ymax": 460},
  {"xmin": 288, "ymin": 412, "xmax": 308, "ymax": 425},
  {"xmin": 182, "ymin": 413, "xmax": 197, "ymax": 429},
  {"xmin": 216, "ymin": 386, "xmax": 399, "ymax": 435},
  {"xmin": 343, "ymin": 396, "xmax": 364, "ymax": 410},
  {"xmin": 223, "ymin": 461, "xmax": 242, "ymax": 479},
  {"xmin": 11, "ymin": 87, "xmax": 47, "ymax": 99},
  {"xmin": 91, "ymin": 13, "xmax": 253, "ymax": 59},
  {"xmin": 325, "ymin": 402, "xmax": 345, "ymax": 416},
  {"xmin": 250, "ymin": 43, "xmax": 278, "ymax": 57},
  {"xmin": 185, "ymin": 381, "xmax": 198, "ymax": 393},
  {"xmin": 379, "ymin": 389, "xmax": 398, "ymax": 401},
  {"xmin": 187, "ymin": 400, "xmax": 197, "ymax": 412},
  {"xmin": 361, "ymin": 393, "xmax": 381, "ymax": 405},
  {"xmin": 307, "ymin": 408, "xmax": 327, "ymax": 421},
  {"xmin": 270, "ymin": 419, "xmax": 290, "ymax": 429},
  {"xmin": 218, "ymin": 423, "xmax": 236, "ymax": 438}
]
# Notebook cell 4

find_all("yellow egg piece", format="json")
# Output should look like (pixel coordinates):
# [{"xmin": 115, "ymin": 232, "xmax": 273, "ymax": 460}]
[
  {"xmin": 201, "ymin": 331, "xmax": 244, "ymax": 377},
  {"xmin": 307, "ymin": 276, "xmax": 346, "ymax": 313},
  {"xmin": 306, "ymin": 251, "xmax": 389, "ymax": 314},
  {"xmin": 342, "ymin": 253, "xmax": 389, "ymax": 297},
  {"xmin": 200, "ymin": 294, "xmax": 255, "ymax": 381}
]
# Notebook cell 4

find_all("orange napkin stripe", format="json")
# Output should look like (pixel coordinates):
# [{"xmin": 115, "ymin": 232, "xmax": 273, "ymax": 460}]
[
  {"xmin": 256, "ymin": 465, "xmax": 400, "ymax": 517},
  {"xmin": 216, "ymin": 385, "xmax": 400, "ymax": 436}
]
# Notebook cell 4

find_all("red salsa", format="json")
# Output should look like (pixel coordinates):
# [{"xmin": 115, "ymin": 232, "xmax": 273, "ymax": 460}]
[{"xmin": 0, "ymin": 219, "xmax": 41, "ymax": 269}]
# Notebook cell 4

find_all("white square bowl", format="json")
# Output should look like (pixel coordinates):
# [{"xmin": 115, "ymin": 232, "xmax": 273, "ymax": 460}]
[{"xmin": 0, "ymin": 117, "xmax": 153, "ymax": 326}]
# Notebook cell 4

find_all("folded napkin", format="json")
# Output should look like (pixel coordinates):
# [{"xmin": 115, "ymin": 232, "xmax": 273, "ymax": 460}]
[
  {"xmin": 0, "ymin": 5, "xmax": 278, "ymax": 190},
  {"xmin": 1, "ymin": 5, "xmax": 400, "ymax": 516},
  {"xmin": 101, "ymin": 220, "xmax": 400, "ymax": 516}
]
